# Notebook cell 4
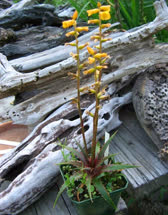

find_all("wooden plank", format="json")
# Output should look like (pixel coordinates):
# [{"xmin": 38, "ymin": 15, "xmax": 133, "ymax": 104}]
[
  {"xmin": 19, "ymin": 183, "xmax": 71, "ymax": 215},
  {"xmin": 109, "ymin": 106, "xmax": 168, "ymax": 199}
]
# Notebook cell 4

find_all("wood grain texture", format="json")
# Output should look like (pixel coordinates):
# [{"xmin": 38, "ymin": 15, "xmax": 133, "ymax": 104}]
[{"xmin": 110, "ymin": 106, "xmax": 168, "ymax": 199}]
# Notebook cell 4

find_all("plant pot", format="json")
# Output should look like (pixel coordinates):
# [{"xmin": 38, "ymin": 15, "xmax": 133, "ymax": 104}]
[{"xmin": 60, "ymin": 165, "xmax": 128, "ymax": 215}]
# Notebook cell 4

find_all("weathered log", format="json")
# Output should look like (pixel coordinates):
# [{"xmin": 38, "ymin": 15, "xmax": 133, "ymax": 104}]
[
  {"xmin": 133, "ymin": 64, "xmax": 168, "ymax": 155},
  {"xmin": 0, "ymin": 26, "xmax": 68, "ymax": 59},
  {"xmin": 0, "ymin": 3, "xmax": 64, "ymax": 30},
  {"xmin": 0, "ymin": 0, "xmax": 12, "ymax": 10},
  {"xmin": 0, "ymin": 91, "xmax": 132, "ymax": 214}
]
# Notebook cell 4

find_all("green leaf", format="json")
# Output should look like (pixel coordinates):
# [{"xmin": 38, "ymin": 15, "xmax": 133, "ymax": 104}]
[
  {"xmin": 74, "ymin": 139, "xmax": 89, "ymax": 163},
  {"xmin": 98, "ymin": 131, "xmax": 117, "ymax": 160},
  {"xmin": 97, "ymin": 153, "xmax": 118, "ymax": 167},
  {"xmin": 95, "ymin": 141, "xmax": 101, "ymax": 156},
  {"xmin": 58, "ymin": 143, "xmax": 86, "ymax": 163},
  {"xmin": 56, "ymin": 161, "xmax": 82, "ymax": 168},
  {"xmin": 86, "ymin": 176, "xmax": 93, "ymax": 202},
  {"xmin": 103, "ymin": 164, "xmax": 139, "ymax": 172},
  {"xmin": 93, "ymin": 179, "xmax": 117, "ymax": 210},
  {"xmin": 53, "ymin": 182, "xmax": 67, "ymax": 208}
]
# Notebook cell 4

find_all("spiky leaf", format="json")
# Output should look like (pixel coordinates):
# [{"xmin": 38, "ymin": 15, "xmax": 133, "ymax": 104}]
[
  {"xmin": 86, "ymin": 176, "xmax": 93, "ymax": 201},
  {"xmin": 103, "ymin": 164, "xmax": 139, "ymax": 172},
  {"xmin": 53, "ymin": 182, "xmax": 67, "ymax": 208},
  {"xmin": 94, "ymin": 179, "xmax": 116, "ymax": 209}
]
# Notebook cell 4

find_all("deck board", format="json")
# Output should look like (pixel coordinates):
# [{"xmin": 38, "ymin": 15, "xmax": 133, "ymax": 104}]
[{"xmin": 109, "ymin": 107, "xmax": 168, "ymax": 199}]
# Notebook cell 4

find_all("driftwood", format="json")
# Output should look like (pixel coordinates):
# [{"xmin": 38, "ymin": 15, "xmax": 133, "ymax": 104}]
[{"xmin": 0, "ymin": 0, "xmax": 168, "ymax": 214}]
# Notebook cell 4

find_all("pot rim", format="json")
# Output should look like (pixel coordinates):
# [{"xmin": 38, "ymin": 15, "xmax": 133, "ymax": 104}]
[{"xmin": 60, "ymin": 164, "xmax": 128, "ymax": 204}]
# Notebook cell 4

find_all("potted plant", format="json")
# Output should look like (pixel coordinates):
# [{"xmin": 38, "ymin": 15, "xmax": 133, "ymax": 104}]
[{"xmin": 54, "ymin": 3, "xmax": 137, "ymax": 215}]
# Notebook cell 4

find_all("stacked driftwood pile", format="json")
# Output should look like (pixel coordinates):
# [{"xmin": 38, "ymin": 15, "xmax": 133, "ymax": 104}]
[{"xmin": 0, "ymin": 0, "xmax": 168, "ymax": 214}]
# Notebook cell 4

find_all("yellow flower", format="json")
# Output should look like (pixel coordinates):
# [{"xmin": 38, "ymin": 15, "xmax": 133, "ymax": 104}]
[
  {"xmin": 94, "ymin": 53, "xmax": 108, "ymax": 58},
  {"xmin": 79, "ymin": 86, "xmax": 89, "ymax": 92},
  {"xmin": 87, "ymin": 47, "xmax": 95, "ymax": 55},
  {"xmin": 99, "ymin": 95, "xmax": 110, "ymax": 100},
  {"xmin": 70, "ymin": 52, "xmax": 78, "ymax": 60},
  {"xmin": 97, "ymin": 2, "xmax": 101, "ymax": 8},
  {"xmin": 87, "ymin": 9, "xmax": 99, "ymax": 16},
  {"xmin": 100, "ymin": 5, "xmax": 110, "ymax": 12},
  {"xmin": 62, "ymin": 20, "xmax": 75, "ymax": 28},
  {"xmin": 72, "ymin": 10, "xmax": 78, "ymax": 20},
  {"xmin": 88, "ymin": 19, "xmax": 99, "ymax": 24},
  {"xmin": 89, "ymin": 89, "xmax": 96, "ymax": 94},
  {"xmin": 83, "ymin": 68, "xmax": 95, "ymax": 75},
  {"xmin": 101, "ymin": 23, "xmax": 111, "ymax": 28},
  {"xmin": 86, "ymin": 110, "xmax": 94, "ymax": 117},
  {"xmin": 79, "ymin": 42, "xmax": 89, "ymax": 50},
  {"xmin": 66, "ymin": 31, "xmax": 78, "ymax": 37},
  {"xmin": 91, "ymin": 35, "xmax": 101, "ymax": 40},
  {"xmin": 65, "ymin": 43, "xmax": 76, "ymax": 46},
  {"xmin": 101, "ymin": 38, "xmax": 112, "ymax": 42},
  {"xmin": 76, "ymin": 27, "xmax": 89, "ymax": 32},
  {"xmin": 88, "ymin": 57, "xmax": 95, "ymax": 64},
  {"xmin": 100, "ymin": 11, "xmax": 111, "ymax": 20}
]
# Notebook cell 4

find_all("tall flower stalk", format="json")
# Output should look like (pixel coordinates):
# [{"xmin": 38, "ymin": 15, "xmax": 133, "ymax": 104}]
[
  {"xmin": 86, "ymin": 3, "xmax": 111, "ymax": 165},
  {"xmin": 63, "ymin": 11, "xmax": 89, "ymax": 154},
  {"xmin": 63, "ymin": 3, "xmax": 112, "ymax": 165}
]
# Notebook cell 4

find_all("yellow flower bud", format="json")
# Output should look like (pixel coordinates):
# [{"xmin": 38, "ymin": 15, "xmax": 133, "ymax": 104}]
[
  {"xmin": 101, "ymin": 23, "xmax": 111, "ymax": 29},
  {"xmin": 62, "ymin": 20, "xmax": 75, "ymax": 28},
  {"xmin": 88, "ymin": 57, "xmax": 95, "ymax": 64},
  {"xmin": 66, "ymin": 31, "xmax": 77, "ymax": 37},
  {"xmin": 94, "ymin": 45, "xmax": 100, "ymax": 50},
  {"xmin": 83, "ymin": 68, "xmax": 95, "ymax": 75},
  {"xmin": 100, "ymin": 5, "xmax": 111, "ymax": 12},
  {"xmin": 95, "ymin": 70, "xmax": 100, "ymax": 79},
  {"xmin": 94, "ymin": 53, "xmax": 108, "ymax": 58},
  {"xmin": 97, "ymin": 91, "xmax": 102, "ymax": 98},
  {"xmin": 99, "ymin": 95, "xmax": 110, "ymax": 100},
  {"xmin": 72, "ymin": 10, "xmax": 78, "ymax": 20},
  {"xmin": 71, "ymin": 98, "xmax": 78, "ymax": 104},
  {"xmin": 79, "ymin": 42, "xmax": 89, "ymax": 50},
  {"xmin": 97, "ymin": 2, "xmax": 101, "ymax": 8},
  {"xmin": 79, "ymin": 86, "xmax": 89, "ymax": 92},
  {"xmin": 68, "ymin": 72, "xmax": 79, "ymax": 79},
  {"xmin": 91, "ymin": 35, "xmax": 101, "ymax": 40},
  {"xmin": 89, "ymin": 89, "xmax": 96, "ymax": 94},
  {"xmin": 101, "ymin": 38, "xmax": 112, "ymax": 42},
  {"xmin": 76, "ymin": 27, "xmax": 89, "ymax": 32},
  {"xmin": 70, "ymin": 52, "xmax": 78, "ymax": 60},
  {"xmin": 65, "ymin": 43, "xmax": 76, "ymax": 46},
  {"xmin": 87, "ymin": 9, "xmax": 99, "ymax": 16},
  {"xmin": 86, "ymin": 110, "xmax": 94, "ymax": 117},
  {"xmin": 100, "ymin": 11, "xmax": 111, "ymax": 20},
  {"xmin": 96, "ymin": 65, "xmax": 107, "ymax": 70},
  {"xmin": 87, "ymin": 47, "xmax": 95, "ymax": 55},
  {"xmin": 88, "ymin": 19, "xmax": 99, "ymax": 24}
]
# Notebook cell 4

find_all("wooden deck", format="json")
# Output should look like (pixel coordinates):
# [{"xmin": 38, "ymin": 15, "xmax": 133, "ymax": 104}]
[{"xmin": 0, "ymin": 106, "xmax": 168, "ymax": 215}]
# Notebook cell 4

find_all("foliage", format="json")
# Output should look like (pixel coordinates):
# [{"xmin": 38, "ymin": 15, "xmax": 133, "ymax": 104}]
[{"xmin": 54, "ymin": 3, "xmax": 137, "ymax": 209}]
